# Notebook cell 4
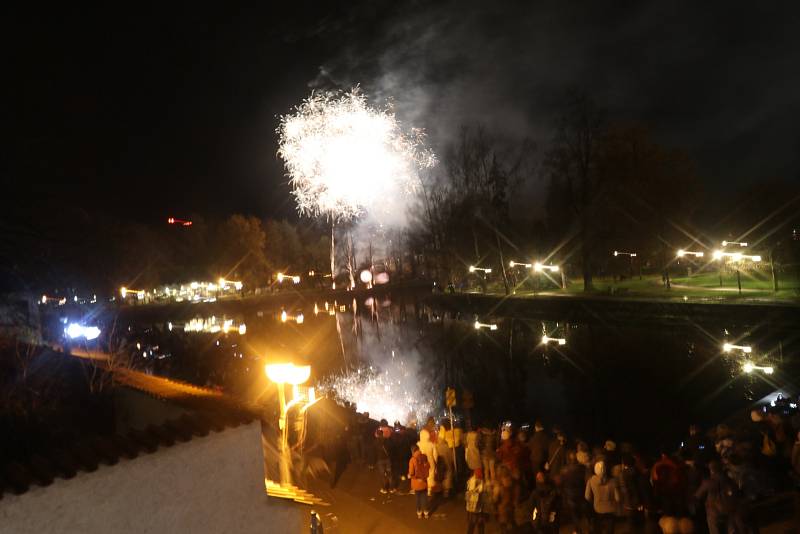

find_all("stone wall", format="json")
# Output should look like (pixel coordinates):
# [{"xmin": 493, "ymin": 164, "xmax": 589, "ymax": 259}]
[{"xmin": 0, "ymin": 421, "xmax": 304, "ymax": 533}]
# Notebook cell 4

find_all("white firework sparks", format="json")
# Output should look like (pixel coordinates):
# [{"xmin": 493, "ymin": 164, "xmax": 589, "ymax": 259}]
[
  {"xmin": 277, "ymin": 88, "xmax": 436, "ymax": 222},
  {"xmin": 321, "ymin": 358, "xmax": 434, "ymax": 426}
]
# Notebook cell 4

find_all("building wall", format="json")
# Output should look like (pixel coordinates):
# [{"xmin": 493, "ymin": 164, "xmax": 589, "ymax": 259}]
[{"xmin": 0, "ymin": 422, "xmax": 304, "ymax": 534}]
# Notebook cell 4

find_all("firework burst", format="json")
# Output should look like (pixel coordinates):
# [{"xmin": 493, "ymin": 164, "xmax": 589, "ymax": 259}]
[
  {"xmin": 277, "ymin": 88, "xmax": 435, "ymax": 223},
  {"xmin": 320, "ymin": 356, "xmax": 435, "ymax": 426}
]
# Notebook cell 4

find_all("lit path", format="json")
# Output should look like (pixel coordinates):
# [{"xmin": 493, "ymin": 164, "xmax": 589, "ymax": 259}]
[
  {"xmin": 66, "ymin": 346, "xmax": 224, "ymax": 400},
  {"xmin": 307, "ymin": 463, "xmax": 473, "ymax": 533},
  {"xmin": 669, "ymin": 283, "xmax": 762, "ymax": 293}
]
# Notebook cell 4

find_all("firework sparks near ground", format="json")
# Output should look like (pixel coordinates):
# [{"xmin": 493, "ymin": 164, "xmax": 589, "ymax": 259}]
[
  {"xmin": 277, "ymin": 88, "xmax": 436, "ymax": 223},
  {"xmin": 320, "ymin": 353, "xmax": 434, "ymax": 426}
]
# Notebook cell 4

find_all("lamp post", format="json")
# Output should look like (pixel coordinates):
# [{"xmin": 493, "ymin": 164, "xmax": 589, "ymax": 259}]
[
  {"xmin": 613, "ymin": 251, "xmax": 638, "ymax": 281},
  {"xmin": 468, "ymin": 265, "xmax": 492, "ymax": 274},
  {"xmin": 265, "ymin": 363, "xmax": 311, "ymax": 486},
  {"xmin": 677, "ymin": 250, "xmax": 704, "ymax": 278},
  {"xmin": 541, "ymin": 335, "xmax": 566, "ymax": 346},
  {"xmin": 742, "ymin": 362, "xmax": 774, "ymax": 375},
  {"xmin": 712, "ymin": 251, "xmax": 761, "ymax": 295}
]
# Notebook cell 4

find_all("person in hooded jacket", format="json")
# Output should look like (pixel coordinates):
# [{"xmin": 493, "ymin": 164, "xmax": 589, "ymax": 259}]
[
  {"xmin": 529, "ymin": 421, "xmax": 551, "ymax": 474},
  {"xmin": 408, "ymin": 444, "xmax": 431, "ymax": 519},
  {"xmin": 418, "ymin": 427, "xmax": 439, "ymax": 497},
  {"xmin": 479, "ymin": 424, "xmax": 498, "ymax": 481},
  {"xmin": 617, "ymin": 453, "xmax": 643, "ymax": 533},
  {"xmin": 546, "ymin": 432, "xmax": 567, "ymax": 477},
  {"xmin": 466, "ymin": 430, "xmax": 482, "ymax": 473},
  {"xmin": 530, "ymin": 471, "xmax": 560, "ymax": 534},
  {"xmin": 585, "ymin": 460, "xmax": 619, "ymax": 534},
  {"xmin": 375, "ymin": 419, "xmax": 395, "ymax": 493},
  {"xmin": 559, "ymin": 451, "xmax": 589, "ymax": 534}
]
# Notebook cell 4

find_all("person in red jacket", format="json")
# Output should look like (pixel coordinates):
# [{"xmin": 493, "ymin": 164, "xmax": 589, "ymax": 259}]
[{"xmin": 408, "ymin": 445, "xmax": 431, "ymax": 519}]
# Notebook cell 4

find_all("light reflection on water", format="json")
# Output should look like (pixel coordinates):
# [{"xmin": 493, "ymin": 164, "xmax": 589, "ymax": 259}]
[{"xmin": 115, "ymin": 293, "xmax": 798, "ymax": 448}]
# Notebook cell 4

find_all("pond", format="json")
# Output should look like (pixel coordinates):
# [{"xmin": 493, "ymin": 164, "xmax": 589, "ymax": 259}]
[{"xmin": 80, "ymin": 291, "xmax": 799, "ymax": 452}]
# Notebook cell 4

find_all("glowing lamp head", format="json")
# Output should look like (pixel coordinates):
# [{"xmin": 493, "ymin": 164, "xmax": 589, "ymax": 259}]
[
  {"xmin": 509, "ymin": 261, "xmax": 516, "ymax": 267},
  {"xmin": 764, "ymin": 366, "xmax": 774, "ymax": 375},
  {"xmin": 731, "ymin": 253, "xmax": 743, "ymax": 261},
  {"xmin": 41, "ymin": 295, "xmax": 47, "ymax": 304},
  {"xmin": 541, "ymin": 335, "xmax": 550, "ymax": 344},
  {"xmin": 723, "ymin": 343, "xmax": 732, "ymax": 352},
  {"xmin": 613, "ymin": 251, "xmax": 619, "ymax": 257},
  {"xmin": 66, "ymin": 323, "xmax": 83, "ymax": 339},
  {"xmin": 265, "ymin": 363, "xmax": 311, "ymax": 385},
  {"xmin": 722, "ymin": 240, "xmax": 729, "ymax": 247},
  {"xmin": 534, "ymin": 262, "xmax": 543, "ymax": 272},
  {"xmin": 277, "ymin": 273, "xmax": 285, "ymax": 283},
  {"xmin": 360, "ymin": 270, "xmax": 373, "ymax": 284},
  {"xmin": 296, "ymin": 313, "xmax": 304, "ymax": 324},
  {"xmin": 291, "ymin": 276, "xmax": 300, "ymax": 285},
  {"xmin": 234, "ymin": 281, "xmax": 243, "ymax": 290},
  {"xmin": 751, "ymin": 255, "xmax": 762, "ymax": 262},
  {"xmin": 713, "ymin": 250, "xmax": 723, "ymax": 260},
  {"xmin": 550, "ymin": 265, "xmax": 560, "ymax": 272},
  {"xmin": 557, "ymin": 337, "xmax": 566, "ymax": 345},
  {"xmin": 281, "ymin": 310, "xmax": 288, "ymax": 323},
  {"xmin": 238, "ymin": 323, "xmax": 247, "ymax": 335},
  {"xmin": 742, "ymin": 345, "xmax": 752, "ymax": 353},
  {"xmin": 742, "ymin": 362, "xmax": 754, "ymax": 373},
  {"xmin": 469, "ymin": 266, "xmax": 476, "ymax": 273},
  {"xmin": 120, "ymin": 287, "xmax": 127, "ymax": 298},
  {"xmin": 474, "ymin": 321, "xmax": 481, "ymax": 330},
  {"xmin": 677, "ymin": 250, "xmax": 685, "ymax": 257}
]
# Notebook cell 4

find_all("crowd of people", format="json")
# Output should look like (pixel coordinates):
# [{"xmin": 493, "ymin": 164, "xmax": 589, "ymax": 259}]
[{"xmin": 328, "ymin": 397, "xmax": 800, "ymax": 533}]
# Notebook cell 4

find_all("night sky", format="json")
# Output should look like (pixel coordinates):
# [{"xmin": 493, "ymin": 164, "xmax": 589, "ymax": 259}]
[{"xmin": 4, "ymin": 1, "xmax": 799, "ymax": 224}]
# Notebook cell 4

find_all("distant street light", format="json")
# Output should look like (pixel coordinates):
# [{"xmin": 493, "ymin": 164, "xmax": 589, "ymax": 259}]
[
  {"xmin": 613, "ymin": 251, "xmax": 641, "ymax": 281},
  {"xmin": 265, "ymin": 362, "xmax": 312, "ymax": 486},
  {"xmin": 723, "ymin": 343, "xmax": 752, "ymax": 354},
  {"xmin": 167, "ymin": 217, "xmax": 193, "ymax": 227},
  {"xmin": 474, "ymin": 321, "xmax": 498, "ymax": 331},
  {"xmin": 533, "ymin": 262, "xmax": 560, "ymax": 273},
  {"xmin": 541, "ymin": 335, "xmax": 566, "ymax": 346},
  {"xmin": 677, "ymin": 250, "xmax": 704, "ymax": 258},
  {"xmin": 469, "ymin": 265, "xmax": 492, "ymax": 274},
  {"xmin": 722, "ymin": 240, "xmax": 747, "ymax": 247},
  {"xmin": 712, "ymin": 251, "xmax": 761, "ymax": 294},
  {"xmin": 509, "ymin": 260, "xmax": 533, "ymax": 269},
  {"xmin": 120, "ymin": 287, "xmax": 144, "ymax": 301},
  {"xmin": 218, "ymin": 277, "xmax": 243, "ymax": 291},
  {"xmin": 742, "ymin": 362, "xmax": 773, "ymax": 375},
  {"xmin": 276, "ymin": 273, "xmax": 301, "ymax": 284}
]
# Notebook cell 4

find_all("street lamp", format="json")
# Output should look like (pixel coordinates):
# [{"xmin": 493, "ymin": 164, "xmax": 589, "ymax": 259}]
[
  {"xmin": 218, "ymin": 277, "xmax": 244, "ymax": 291},
  {"xmin": 468, "ymin": 265, "xmax": 492, "ymax": 274},
  {"xmin": 722, "ymin": 240, "xmax": 747, "ymax": 247},
  {"xmin": 120, "ymin": 287, "xmax": 144, "ymax": 301},
  {"xmin": 265, "ymin": 363, "xmax": 311, "ymax": 486},
  {"xmin": 509, "ymin": 260, "xmax": 533, "ymax": 269},
  {"xmin": 474, "ymin": 321, "xmax": 498, "ymax": 331},
  {"xmin": 613, "ymin": 251, "xmax": 640, "ymax": 281},
  {"xmin": 277, "ymin": 273, "xmax": 301, "ymax": 284},
  {"xmin": 533, "ymin": 262, "xmax": 560, "ymax": 273},
  {"xmin": 541, "ymin": 335, "xmax": 566, "ymax": 345},
  {"xmin": 712, "ymin": 251, "xmax": 761, "ymax": 294},
  {"xmin": 167, "ymin": 217, "xmax": 193, "ymax": 227},
  {"xmin": 723, "ymin": 343, "xmax": 752, "ymax": 354},
  {"xmin": 742, "ymin": 362, "xmax": 774, "ymax": 375},
  {"xmin": 677, "ymin": 250, "xmax": 704, "ymax": 258}
]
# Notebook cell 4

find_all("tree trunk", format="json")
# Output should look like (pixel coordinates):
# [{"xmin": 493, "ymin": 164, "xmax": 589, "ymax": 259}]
[
  {"xmin": 770, "ymin": 249, "xmax": 779, "ymax": 292},
  {"xmin": 495, "ymin": 229, "xmax": 511, "ymax": 295}
]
